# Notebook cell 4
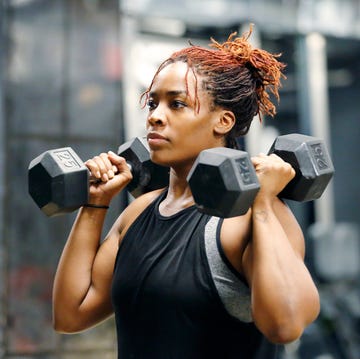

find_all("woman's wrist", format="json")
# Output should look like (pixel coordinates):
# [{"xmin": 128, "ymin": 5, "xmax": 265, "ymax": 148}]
[
  {"xmin": 83, "ymin": 203, "xmax": 109, "ymax": 209},
  {"xmin": 87, "ymin": 193, "xmax": 113, "ymax": 207},
  {"xmin": 82, "ymin": 196, "xmax": 112, "ymax": 210},
  {"xmin": 252, "ymin": 192, "xmax": 276, "ymax": 210}
]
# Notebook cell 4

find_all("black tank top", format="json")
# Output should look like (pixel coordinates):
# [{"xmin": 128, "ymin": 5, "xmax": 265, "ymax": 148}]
[{"xmin": 111, "ymin": 191, "xmax": 278, "ymax": 359}]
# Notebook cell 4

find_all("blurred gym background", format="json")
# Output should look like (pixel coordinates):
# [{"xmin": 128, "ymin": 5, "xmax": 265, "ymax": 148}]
[{"xmin": 0, "ymin": 0, "xmax": 359, "ymax": 358}]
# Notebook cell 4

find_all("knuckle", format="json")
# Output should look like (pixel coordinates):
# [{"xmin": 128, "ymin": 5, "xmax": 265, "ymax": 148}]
[
  {"xmin": 93, "ymin": 155, "xmax": 102, "ymax": 164},
  {"xmin": 99, "ymin": 152, "xmax": 109, "ymax": 161},
  {"xmin": 86, "ymin": 159, "xmax": 97, "ymax": 170},
  {"xmin": 269, "ymin": 153, "xmax": 280, "ymax": 160},
  {"xmin": 284, "ymin": 162, "xmax": 292, "ymax": 170}
]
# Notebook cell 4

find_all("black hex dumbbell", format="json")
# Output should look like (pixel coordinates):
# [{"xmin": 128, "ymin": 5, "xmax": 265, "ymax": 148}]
[
  {"xmin": 28, "ymin": 137, "xmax": 169, "ymax": 217},
  {"xmin": 187, "ymin": 133, "xmax": 334, "ymax": 218},
  {"xmin": 187, "ymin": 148, "xmax": 260, "ymax": 218},
  {"xmin": 267, "ymin": 133, "xmax": 334, "ymax": 202}
]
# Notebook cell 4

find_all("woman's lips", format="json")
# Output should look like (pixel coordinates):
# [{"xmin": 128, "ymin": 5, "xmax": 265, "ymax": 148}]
[{"xmin": 147, "ymin": 132, "xmax": 168, "ymax": 146}]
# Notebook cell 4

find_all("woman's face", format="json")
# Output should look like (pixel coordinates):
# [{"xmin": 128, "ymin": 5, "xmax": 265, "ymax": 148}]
[{"xmin": 145, "ymin": 61, "xmax": 224, "ymax": 171}]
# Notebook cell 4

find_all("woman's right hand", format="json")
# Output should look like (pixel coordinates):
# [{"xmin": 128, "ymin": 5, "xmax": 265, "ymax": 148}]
[{"xmin": 85, "ymin": 151, "xmax": 133, "ymax": 205}]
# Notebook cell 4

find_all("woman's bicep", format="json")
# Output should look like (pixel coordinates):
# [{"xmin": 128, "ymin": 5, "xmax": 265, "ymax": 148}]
[
  {"xmin": 91, "ymin": 226, "xmax": 121, "ymax": 298},
  {"xmin": 57, "ymin": 228, "xmax": 120, "ymax": 333},
  {"xmin": 80, "ymin": 247, "xmax": 118, "ymax": 329}
]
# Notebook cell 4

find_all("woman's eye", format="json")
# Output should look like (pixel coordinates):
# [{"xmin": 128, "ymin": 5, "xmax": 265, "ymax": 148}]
[
  {"xmin": 147, "ymin": 99, "xmax": 157, "ymax": 110},
  {"xmin": 172, "ymin": 100, "xmax": 186, "ymax": 109}
]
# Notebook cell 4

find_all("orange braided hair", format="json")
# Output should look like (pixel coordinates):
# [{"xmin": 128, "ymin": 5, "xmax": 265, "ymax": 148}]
[{"xmin": 209, "ymin": 25, "xmax": 285, "ymax": 118}]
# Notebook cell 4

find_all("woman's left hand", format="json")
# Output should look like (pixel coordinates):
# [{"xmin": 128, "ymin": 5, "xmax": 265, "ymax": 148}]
[{"xmin": 251, "ymin": 153, "xmax": 296, "ymax": 201}]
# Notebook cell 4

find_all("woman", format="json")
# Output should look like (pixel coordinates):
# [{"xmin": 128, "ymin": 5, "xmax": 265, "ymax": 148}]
[{"xmin": 52, "ymin": 27, "xmax": 320, "ymax": 358}]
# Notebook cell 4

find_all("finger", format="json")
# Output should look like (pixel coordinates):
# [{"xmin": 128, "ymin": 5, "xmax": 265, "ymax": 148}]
[
  {"xmin": 91, "ymin": 154, "xmax": 111, "ymax": 182},
  {"xmin": 283, "ymin": 161, "xmax": 296, "ymax": 178},
  {"xmin": 86, "ymin": 153, "xmax": 113, "ymax": 182},
  {"xmin": 251, "ymin": 155, "xmax": 266, "ymax": 167},
  {"xmin": 108, "ymin": 151, "xmax": 129, "ymax": 171},
  {"xmin": 85, "ymin": 158, "xmax": 101, "ymax": 179},
  {"xmin": 107, "ymin": 152, "xmax": 133, "ymax": 184},
  {"xmin": 112, "ymin": 164, "xmax": 119, "ymax": 174},
  {"xmin": 99, "ymin": 153, "xmax": 115, "ymax": 179}
]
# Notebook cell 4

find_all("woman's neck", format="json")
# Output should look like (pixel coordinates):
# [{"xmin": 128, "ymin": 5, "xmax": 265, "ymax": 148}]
[{"xmin": 158, "ymin": 168, "xmax": 195, "ymax": 216}]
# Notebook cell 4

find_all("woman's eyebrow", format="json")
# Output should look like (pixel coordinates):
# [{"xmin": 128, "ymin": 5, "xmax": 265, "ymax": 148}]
[{"xmin": 149, "ymin": 90, "xmax": 188, "ymax": 97}]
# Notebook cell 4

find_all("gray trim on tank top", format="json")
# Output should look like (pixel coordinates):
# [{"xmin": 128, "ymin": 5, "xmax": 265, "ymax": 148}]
[{"xmin": 204, "ymin": 216, "xmax": 253, "ymax": 323}]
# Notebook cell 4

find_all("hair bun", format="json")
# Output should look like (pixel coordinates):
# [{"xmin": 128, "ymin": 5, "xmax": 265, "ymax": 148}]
[
  {"xmin": 210, "ymin": 29, "xmax": 253, "ymax": 66},
  {"xmin": 211, "ymin": 25, "xmax": 286, "ymax": 118}
]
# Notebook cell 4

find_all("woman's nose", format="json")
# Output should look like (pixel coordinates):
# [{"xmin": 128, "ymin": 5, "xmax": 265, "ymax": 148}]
[{"xmin": 147, "ymin": 106, "xmax": 166, "ymax": 127}]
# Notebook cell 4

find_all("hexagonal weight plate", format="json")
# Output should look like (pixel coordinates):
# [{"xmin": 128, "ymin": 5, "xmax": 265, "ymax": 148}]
[
  {"xmin": 28, "ymin": 148, "xmax": 89, "ymax": 216},
  {"xmin": 187, "ymin": 147, "xmax": 260, "ymax": 217},
  {"xmin": 117, "ymin": 137, "xmax": 169, "ymax": 197},
  {"xmin": 268, "ymin": 133, "xmax": 335, "ymax": 202}
]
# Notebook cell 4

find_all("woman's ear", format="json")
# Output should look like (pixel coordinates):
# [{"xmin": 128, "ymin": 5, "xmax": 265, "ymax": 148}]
[{"xmin": 213, "ymin": 110, "xmax": 236, "ymax": 136}]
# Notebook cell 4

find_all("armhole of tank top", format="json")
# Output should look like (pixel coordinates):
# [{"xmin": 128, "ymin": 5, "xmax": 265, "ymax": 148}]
[{"xmin": 204, "ymin": 217, "xmax": 253, "ymax": 323}]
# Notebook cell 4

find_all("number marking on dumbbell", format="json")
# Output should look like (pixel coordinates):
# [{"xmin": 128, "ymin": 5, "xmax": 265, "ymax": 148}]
[
  {"xmin": 310, "ymin": 143, "xmax": 330, "ymax": 172},
  {"xmin": 235, "ymin": 157, "xmax": 257, "ymax": 186},
  {"xmin": 53, "ymin": 149, "xmax": 84, "ymax": 170}
]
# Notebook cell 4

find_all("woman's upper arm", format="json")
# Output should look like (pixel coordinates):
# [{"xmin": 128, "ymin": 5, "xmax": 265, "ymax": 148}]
[
  {"xmin": 85, "ymin": 195, "xmax": 149, "ymax": 298},
  {"xmin": 66, "ymin": 216, "xmax": 125, "ymax": 330}
]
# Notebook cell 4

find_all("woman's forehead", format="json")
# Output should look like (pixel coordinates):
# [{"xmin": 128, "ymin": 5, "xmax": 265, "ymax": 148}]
[
  {"xmin": 151, "ymin": 61, "xmax": 197, "ymax": 92},
  {"xmin": 147, "ymin": 60, "xmax": 211, "ymax": 113}
]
